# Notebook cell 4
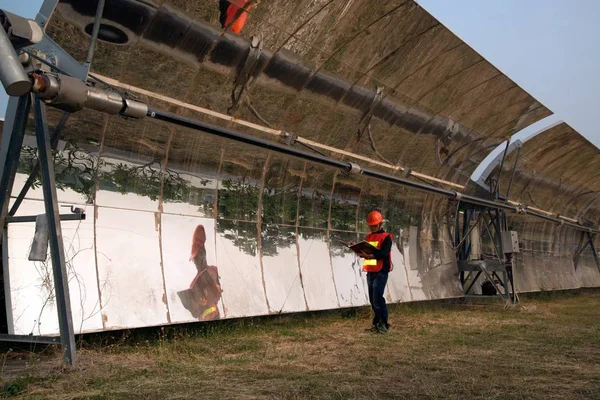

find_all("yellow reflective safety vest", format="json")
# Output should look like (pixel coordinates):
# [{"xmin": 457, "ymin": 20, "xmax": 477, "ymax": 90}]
[{"xmin": 362, "ymin": 231, "xmax": 393, "ymax": 273}]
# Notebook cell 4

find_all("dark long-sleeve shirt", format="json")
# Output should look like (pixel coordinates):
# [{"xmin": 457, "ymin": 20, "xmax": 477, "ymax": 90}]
[{"xmin": 369, "ymin": 229, "xmax": 393, "ymax": 273}]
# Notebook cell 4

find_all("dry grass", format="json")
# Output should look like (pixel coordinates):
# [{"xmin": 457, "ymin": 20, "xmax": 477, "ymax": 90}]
[{"xmin": 1, "ymin": 291, "xmax": 599, "ymax": 399}]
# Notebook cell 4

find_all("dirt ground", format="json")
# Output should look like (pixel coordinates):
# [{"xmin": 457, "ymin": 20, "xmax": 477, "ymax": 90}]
[{"xmin": 1, "ymin": 291, "xmax": 599, "ymax": 399}]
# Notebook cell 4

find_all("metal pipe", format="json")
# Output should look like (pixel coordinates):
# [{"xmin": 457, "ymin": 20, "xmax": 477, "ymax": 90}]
[
  {"xmin": 95, "ymin": 72, "xmax": 465, "ymax": 189},
  {"xmin": 84, "ymin": 0, "xmax": 105, "ymax": 70},
  {"xmin": 148, "ymin": 108, "xmax": 351, "ymax": 172},
  {"xmin": 0, "ymin": 24, "xmax": 31, "ymax": 96},
  {"xmin": 32, "ymin": 72, "xmax": 147, "ymax": 117},
  {"xmin": 147, "ymin": 107, "xmax": 600, "ymax": 234},
  {"xmin": 459, "ymin": 194, "xmax": 518, "ymax": 213},
  {"xmin": 360, "ymin": 169, "xmax": 456, "ymax": 197},
  {"xmin": 148, "ymin": 108, "xmax": 456, "ymax": 198}
]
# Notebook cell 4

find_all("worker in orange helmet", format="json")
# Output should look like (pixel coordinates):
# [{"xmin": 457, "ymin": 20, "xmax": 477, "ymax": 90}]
[
  {"xmin": 356, "ymin": 210, "xmax": 393, "ymax": 334},
  {"xmin": 219, "ymin": 0, "xmax": 256, "ymax": 34}
]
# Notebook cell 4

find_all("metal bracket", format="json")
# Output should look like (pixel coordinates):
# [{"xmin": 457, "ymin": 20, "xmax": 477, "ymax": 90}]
[
  {"xmin": 279, "ymin": 131, "xmax": 297, "ymax": 146},
  {"xmin": 357, "ymin": 86, "xmax": 384, "ymax": 139},
  {"xmin": 229, "ymin": 35, "xmax": 263, "ymax": 114},
  {"xmin": 7, "ymin": 213, "xmax": 86, "ymax": 224}
]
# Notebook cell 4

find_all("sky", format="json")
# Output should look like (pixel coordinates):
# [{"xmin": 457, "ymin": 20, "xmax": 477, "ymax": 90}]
[{"xmin": 1, "ymin": 0, "xmax": 599, "ymax": 175}]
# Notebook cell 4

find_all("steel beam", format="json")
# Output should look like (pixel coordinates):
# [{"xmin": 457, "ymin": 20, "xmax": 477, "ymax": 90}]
[
  {"xmin": 586, "ymin": 233, "xmax": 600, "ymax": 274},
  {"xmin": 33, "ymin": 95, "xmax": 76, "ymax": 365},
  {"xmin": 0, "ymin": 333, "xmax": 60, "ymax": 344},
  {"xmin": 464, "ymin": 271, "xmax": 482, "ymax": 295},
  {"xmin": 0, "ymin": 95, "xmax": 31, "ymax": 237},
  {"xmin": 84, "ymin": 0, "xmax": 106, "ymax": 71},
  {"xmin": 7, "ymin": 213, "xmax": 85, "ymax": 224}
]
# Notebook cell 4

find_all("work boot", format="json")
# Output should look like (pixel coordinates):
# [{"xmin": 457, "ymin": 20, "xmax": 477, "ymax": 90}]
[
  {"xmin": 364, "ymin": 325, "xmax": 377, "ymax": 333},
  {"xmin": 375, "ymin": 323, "xmax": 388, "ymax": 334}
]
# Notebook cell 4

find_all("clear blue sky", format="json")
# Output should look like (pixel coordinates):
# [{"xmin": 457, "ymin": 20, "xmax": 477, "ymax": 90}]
[{"xmin": 1, "ymin": 0, "xmax": 599, "ymax": 152}]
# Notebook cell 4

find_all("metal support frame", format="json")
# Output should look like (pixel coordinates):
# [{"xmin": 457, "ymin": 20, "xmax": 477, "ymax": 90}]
[
  {"xmin": 9, "ymin": 112, "xmax": 69, "ymax": 216},
  {"xmin": 0, "ymin": 96, "xmax": 31, "ymax": 233},
  {"xmin": 0, "ymin": 94, "xmax": 77, "ymax": 365},
  {"xmin": 84, "ymin": 0, "xmax": 106, "ymax": 70},
  {"xmin": 573, "ymin": 231, "xmax": 600, "ymax": 273},
  {"xmin": 0, "ymin": 333, "xmax": 60, "ymax": 344},
  {"xmin": 32, "ymin": 94, "xmax": 76, "ymax": 364},
  {"xmin": 453, "ymin": 201, "xmax": 518, "ymax": 304},
  {"xmin": 7, "ymin": 213, "xmax": 85, "ymax": 224}
]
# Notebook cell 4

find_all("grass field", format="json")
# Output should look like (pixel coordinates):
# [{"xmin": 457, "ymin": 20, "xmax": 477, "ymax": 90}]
[{"xmin": 1, "ymin": 291, "xmax": 599, "ymax": 399}]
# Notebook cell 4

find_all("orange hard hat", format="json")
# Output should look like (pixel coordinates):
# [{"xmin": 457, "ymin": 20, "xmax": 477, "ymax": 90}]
[{"xmin": 367, "ymin": 210, "xmax": 384, "ymax": 226}]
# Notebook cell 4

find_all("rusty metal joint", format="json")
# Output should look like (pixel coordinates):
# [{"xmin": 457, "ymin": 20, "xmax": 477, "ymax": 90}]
[{"xmin": 279, "ymin": 131, "xmax": 297, "ymax": 145}]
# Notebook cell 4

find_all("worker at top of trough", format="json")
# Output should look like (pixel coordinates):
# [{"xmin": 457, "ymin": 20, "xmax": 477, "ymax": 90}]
[
  {"xmin": 219, "ymin": 0, "xmax": 255, "ymax": 34},
  {"xmin": 350, "ymin": 210, "xmax": 393, "ymax": 334}
]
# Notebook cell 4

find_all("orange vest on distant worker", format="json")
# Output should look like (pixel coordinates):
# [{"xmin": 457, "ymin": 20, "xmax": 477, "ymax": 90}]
[
  {"xmin": 362, "ymin": 232, "xmax": 393, "ymax": 273},
  {"xmin": 225, "ymin": 0, "xmax": 254, "ymax": 33}
]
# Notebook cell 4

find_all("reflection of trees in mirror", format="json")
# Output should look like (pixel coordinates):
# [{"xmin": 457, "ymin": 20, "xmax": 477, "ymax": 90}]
[
  {"xmin": 218, "ymin": 178, "xmax": 260, "ymax": 221},
  {"xmin": 262, "ymin": 185, "xmax": 299, "ymax": 225},
  {"xmin": 324, "ymin": 230, "xmax": 355, "ymax": 257},
  {"xmin": 298, "ymin": 190, "xmax": 330, "ymax": 228},
  {"xmin": 101, "ymin": 160, "xmax": 191, "ymax": 203},
  {"xmin": 261, "ymin": 225, "xmax": 296, "ymax": 257},
  {"xmin": 218, "ymin": 220, "xmax": 259, "ymax": 256},
  {"xmin": 18, "ymin": 146, "xmax": 207, "ymax": 207},
  {"xmin": 18, "ymin": 146, "xmax": 100, "ymax": 204},
  {"xmin": 330, "ymin": 199, "xmax": 357, "ymax": 231}
]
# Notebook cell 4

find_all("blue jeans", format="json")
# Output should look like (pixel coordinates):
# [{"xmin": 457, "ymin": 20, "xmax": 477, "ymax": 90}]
[{"xmin": 367, "ymin": 271, "xmax": 389, "ymax": 326}]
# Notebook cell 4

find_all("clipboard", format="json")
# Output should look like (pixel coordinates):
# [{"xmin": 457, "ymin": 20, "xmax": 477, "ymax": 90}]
[{"xmin": 342, "ymin": 240, "xmax": 378, "ymax": 255}]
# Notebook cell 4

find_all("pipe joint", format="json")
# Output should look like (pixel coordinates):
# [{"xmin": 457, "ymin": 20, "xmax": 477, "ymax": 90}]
[{"xmin": 347, "ymin": 162, "xmax": 362, "ymax": 175}]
